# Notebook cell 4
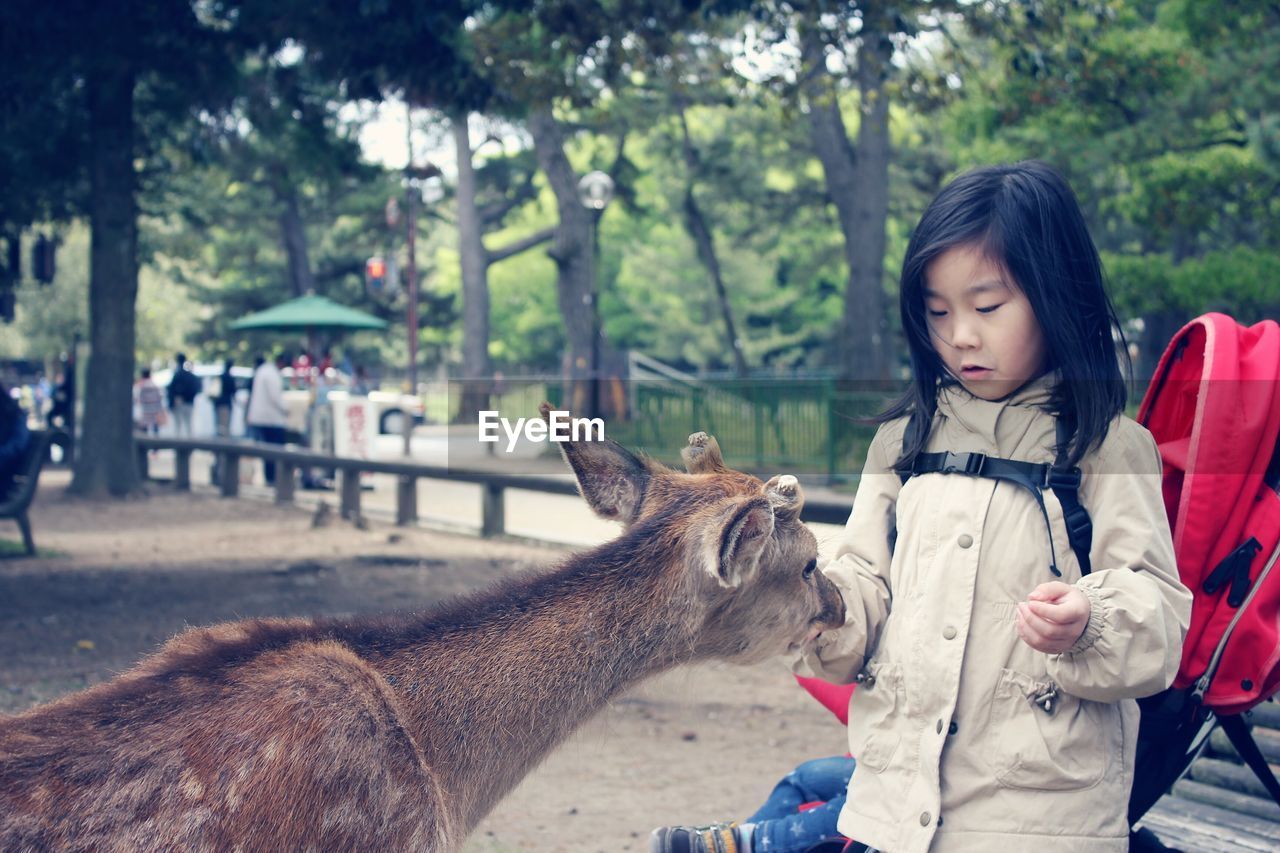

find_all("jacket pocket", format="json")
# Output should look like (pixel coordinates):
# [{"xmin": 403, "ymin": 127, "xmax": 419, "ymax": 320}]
[
  {"xmin": 987, "ymin": 668, "xmax": 1119, "ymax": 792},
  {"xmin": 847, "ymin": 661, "xmax": 904, "ymax": 773}
]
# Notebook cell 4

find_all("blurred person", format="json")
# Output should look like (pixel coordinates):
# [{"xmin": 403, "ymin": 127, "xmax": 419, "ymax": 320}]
[
  {"xmin": 34, "ymin": 373, "xmax": 50, "ymax": 417},
  {"xmin": 167, "ymin": 352, "xmax": 200, "ymax": 437},
  {"xmin": 46, "ymin": 371, "xmax": 71, "ymax": 431},
  {"xmin": 0, "ymin": 382, "xmax": 30, "ymax": 499},
  {"xmin": 650, "ymin": 755, "xmax": 856, "ymax": 853},
  {"xmin": 293, "ymin": 347, "xmax": 314, "ymax": 387},
  {"xmin": 351, "ymin": 365, "xmax": 371, "ymax": 396},
  {"xmin": 247, "ymin": 353, "xmax": 288, "ymax": 485},
  {"xmin": 134, "ymin": 369, "xmax": 165, "ymax": 436},
  {"xmin": 214, "ymin": 358, "xmax": 237, "ymax": 437}
]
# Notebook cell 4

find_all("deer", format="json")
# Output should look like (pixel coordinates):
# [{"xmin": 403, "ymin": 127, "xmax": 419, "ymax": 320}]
[{"xmin": 1, "ymin": 407, "xmax": 845, "ymax": 851}]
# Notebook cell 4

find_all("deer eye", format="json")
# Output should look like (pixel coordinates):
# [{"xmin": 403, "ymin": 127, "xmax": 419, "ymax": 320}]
[{"xmin": 802, "ymin": 559, "xmax": 817, "ymax": 580}]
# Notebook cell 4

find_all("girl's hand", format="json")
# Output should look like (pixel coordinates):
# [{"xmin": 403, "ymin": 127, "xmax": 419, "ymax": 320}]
[{"xmin": 1015, "ymin": 582, "xmax": 1091, "ymax": 654}]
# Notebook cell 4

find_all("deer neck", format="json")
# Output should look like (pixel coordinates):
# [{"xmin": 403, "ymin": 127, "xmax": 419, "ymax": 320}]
[{"xmin": 356, "ymin": 537, "xmax": 697, "ymax": 833}]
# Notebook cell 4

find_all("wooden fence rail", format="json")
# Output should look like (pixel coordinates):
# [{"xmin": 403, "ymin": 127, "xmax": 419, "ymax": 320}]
[{"xmin": 134, "ymin": 436, "xmax": 855, "ymax": 537}]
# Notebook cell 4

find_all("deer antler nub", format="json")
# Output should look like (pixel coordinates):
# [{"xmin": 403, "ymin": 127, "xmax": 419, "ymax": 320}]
[
  {"xmin": 763, "ymin": 474, "xmax": 804, "ymax": 521},
  {"xmin": 681, "ymin": 431, "xmax": 726, "ymax": 473}
]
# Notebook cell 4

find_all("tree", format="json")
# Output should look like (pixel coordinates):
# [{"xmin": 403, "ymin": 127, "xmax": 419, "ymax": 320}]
[
  {"xmin": 469, "ymin": 1, "xmax": 728, "ymax": 415},
  {"xmin": 624, "ymin": 21, "xmax": 756, "ymax": 378},
  {"xmin": 453, "ymin": 114, "xmax": 555, "ymax": 420},
  {"xmin": 231, "ymin": 54, "xmax": 374, "ymax": 298},
  {"xmin": 0, "ymin": 0, "xmax": 248, "ymax": 497},
  {"xmin": 952, "ymin": 0, "xmax": 1280, "ymax": 374},
  {"xmin": 796, "ymin": 10, "xmax": 894, "ymax": 382},
  {"xmin": 722, "ymin": 1, "xmax": 966, "ymax": 381},
  {"xmin": 148, "ymin": 49, "xmax": 400, "ymax": 357}
]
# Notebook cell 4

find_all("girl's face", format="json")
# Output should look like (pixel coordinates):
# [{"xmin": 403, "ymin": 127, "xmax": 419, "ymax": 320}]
[{"xmin": 924, "ymin": 244, "xmax": 1049, "ymax": 401}]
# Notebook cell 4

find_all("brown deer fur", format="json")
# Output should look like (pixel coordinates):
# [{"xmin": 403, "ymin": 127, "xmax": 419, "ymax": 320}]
[{"xmin": 1, "ymin": 411, "xmax": 844, "ymax": 851}]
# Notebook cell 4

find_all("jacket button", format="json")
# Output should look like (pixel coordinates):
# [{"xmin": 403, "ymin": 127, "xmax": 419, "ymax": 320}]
[
  {"xmin": 920, "ymin": 811, "xmax": 932, "ymax": 826},
  {"xmin": 943, "ymin": 626, "xmax": 957, "ymax": 640},
  {"xmin": 936, "ymin": 719, "xmax": 943, "ymax": 734},
  {"xmin": 957, "ymin": 534, "xmax": 973, "ymax": 549},
  {"xmin": 949, "ymin": 721, "xmax": 958, "ymax": 735}
]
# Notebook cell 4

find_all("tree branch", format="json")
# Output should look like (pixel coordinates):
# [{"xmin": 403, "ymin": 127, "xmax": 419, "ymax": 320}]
[
  {"xmin": 479, "ymin": 168, "xmax": 539, "ymax": 226},
  {"xmin": 485, "ymin": 226, "xmax": 556, "ymax": 264},
  {"xmin": 1165, "ymin": 135, "xmax": 1250, "ymax": 153}
]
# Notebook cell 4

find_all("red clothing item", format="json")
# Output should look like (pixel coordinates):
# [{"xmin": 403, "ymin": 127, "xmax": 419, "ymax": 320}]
[{"xmin": 795, "ymin": 675, "xmax": 855, "ymax": 726}]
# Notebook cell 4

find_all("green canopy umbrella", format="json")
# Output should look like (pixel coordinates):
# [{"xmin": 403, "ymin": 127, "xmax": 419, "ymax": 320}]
[{"xmin": 228, "ymin": 294, "xmax": 388, "ymax": 332}]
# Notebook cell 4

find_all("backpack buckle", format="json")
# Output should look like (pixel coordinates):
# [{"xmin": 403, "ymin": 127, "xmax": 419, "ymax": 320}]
[
  {"xmin": 940, "ymin": 451, "xmax": 986, "ymax": 476},
  {"xmin": 1047, "ymin": 466, "xmax": 1082, "ymax": 491},
  {"xmin": 1062, "ymin": 505, "xmax": 1093, "ymax": 541}
]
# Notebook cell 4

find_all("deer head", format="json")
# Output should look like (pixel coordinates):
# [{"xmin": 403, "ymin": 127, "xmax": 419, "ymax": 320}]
[{"xmin": 544, "ymin": 405, "xmax": 845, "ymax": 663}]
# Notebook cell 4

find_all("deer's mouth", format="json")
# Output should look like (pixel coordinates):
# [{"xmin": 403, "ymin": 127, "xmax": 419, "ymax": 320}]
[{"xmin": 788, "ymin": 626, "xmax": 825, "ymax": 653}]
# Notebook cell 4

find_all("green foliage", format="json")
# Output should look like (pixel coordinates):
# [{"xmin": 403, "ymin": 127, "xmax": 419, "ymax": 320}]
[
  {"xmin": 0, "ymin": 223, "xmax": 199, "ymax": 365},
  {"xmin": 6, "ymin": 0, "xmax": 1274, "ymax": 383},
  {"xmin": 1106, "ymin": 247, "xmax": 1280, "ymax": 319},
  {"xmin": 948, "ymin": 0, "xmax": 1280, "ymax": 326},
  {"xmin": 0, "ymin": 226, "xmax": 90, "ymax": 361}
]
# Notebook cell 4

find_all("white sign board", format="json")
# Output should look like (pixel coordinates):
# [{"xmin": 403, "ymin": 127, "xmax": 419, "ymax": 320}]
[{"xmin": 332, "ymin": 396, "xmax": 375, "ymax": 461}]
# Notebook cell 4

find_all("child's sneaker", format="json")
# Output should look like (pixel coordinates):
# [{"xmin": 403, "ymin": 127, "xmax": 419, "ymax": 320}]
[{"xmin": 649, "ymin": 821, "xmax": 744, "ymax": 853}]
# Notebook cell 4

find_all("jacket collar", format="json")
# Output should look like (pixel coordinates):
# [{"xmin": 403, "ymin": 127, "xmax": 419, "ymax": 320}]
[{"xmin": 934, "ymin": 371, "xmax": 1059, "ymax": 444}]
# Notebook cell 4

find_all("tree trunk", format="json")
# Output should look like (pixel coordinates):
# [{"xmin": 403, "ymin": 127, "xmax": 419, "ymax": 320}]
[
  {"xmin": 677, "ymin": 106, "xmax": 748, "ymax": 378},
  {"xmin": 1137, "ymin": 310, "xmax": 1176, "ymax": 381},
  {"xmin": 276, "ymin": 177, "xmax": 315, "ymax": 298},
  {"xmin": 70, "ymin": 62, "xmax": 139, "ymax": 497},
  {"xmin": 526, "ymin": 107, "xmax": 599, "ymax": 417},
  {"xmin": 454, "ymin": 114, "xmax": 492, "ymax": 423},
  {"xmin": 801, "ymin": 26, "xmax": 893, "ymax": 382}
]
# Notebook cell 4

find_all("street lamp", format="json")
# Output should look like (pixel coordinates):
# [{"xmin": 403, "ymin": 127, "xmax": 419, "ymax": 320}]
[{"xmin": 577, "ymin": 170, "xmax": 614, "ymax": 418}]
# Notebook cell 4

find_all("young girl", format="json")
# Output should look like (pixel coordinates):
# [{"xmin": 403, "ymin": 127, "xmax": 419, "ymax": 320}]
[{"xmin": 789, "ymin": 160, "xmax": 1192, "ymax": 852}]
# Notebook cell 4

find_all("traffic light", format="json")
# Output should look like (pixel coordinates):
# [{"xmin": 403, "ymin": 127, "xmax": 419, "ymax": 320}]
[
  {"xmin": 32, "ymin": 234, "xmax": 55, "ymax": 284},
  {"xmin": 365, "ymin": 256, "xmax": 387, "ymax": 294}
]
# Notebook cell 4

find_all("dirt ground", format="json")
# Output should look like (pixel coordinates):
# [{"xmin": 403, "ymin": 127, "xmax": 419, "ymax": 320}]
[{"xmin": 0, "ymin": 469, "xmax": 846, "ymax": 852}]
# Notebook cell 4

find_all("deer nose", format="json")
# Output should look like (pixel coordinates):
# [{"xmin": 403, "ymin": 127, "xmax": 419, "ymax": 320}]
[
  {"xmin": 815, "ymin": 576, "xmax": 845, "ymax": 629},
  {"xmin": 827, "ymin": 596, "xmax": 846, "ymax": 628}
]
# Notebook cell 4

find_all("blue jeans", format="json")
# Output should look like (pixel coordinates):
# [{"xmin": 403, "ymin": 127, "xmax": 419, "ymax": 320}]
[{"xmin": 748, "ymin": 756, "xmax": 855, "ymax": 853}]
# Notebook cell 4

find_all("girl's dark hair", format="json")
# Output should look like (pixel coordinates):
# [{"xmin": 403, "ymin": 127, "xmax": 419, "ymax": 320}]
[{"xmin": 878, "ymin": 160, "xmax": 1130, "ymax": 470}]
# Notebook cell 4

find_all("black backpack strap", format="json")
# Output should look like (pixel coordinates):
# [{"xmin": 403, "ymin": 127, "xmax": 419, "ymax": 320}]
[
  {"xmin": 1219, "ymin": 713, "xmax": 1280, "ymax": 808},
  {"xmin": 1050, "ymin": 419, "xmax": 1093, "ymax": 577},
  {"xmin": 899, "ymin": 418, "xmax": 1095, "ymax": 578},
  {"xmin": 910, "ymin": 450, "xmax": 1065, "ymax": 577}
]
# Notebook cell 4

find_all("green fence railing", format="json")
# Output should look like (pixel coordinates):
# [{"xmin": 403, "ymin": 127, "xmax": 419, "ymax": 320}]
[{"xmin": 608, "ymin": 378, "xmax": 895, "ymax": 482}]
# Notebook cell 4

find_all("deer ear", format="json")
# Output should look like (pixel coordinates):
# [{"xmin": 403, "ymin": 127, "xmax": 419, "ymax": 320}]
[
  {"xmin": 544, "ymin": 403, "xmax": 649, "ymax": 523},
  {"xmin": 703, "ymin": 497, "xmax": 775, "ymax": 588}
]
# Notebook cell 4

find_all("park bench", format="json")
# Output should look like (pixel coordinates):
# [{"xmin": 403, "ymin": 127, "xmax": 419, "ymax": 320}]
[
  {"xmin": 0, "ymin": 429, "xmax": 53, "ymax": 556},
  {"xmin": 1136, "ymin": 700, "xmax": 1280, "ymax": 850}
]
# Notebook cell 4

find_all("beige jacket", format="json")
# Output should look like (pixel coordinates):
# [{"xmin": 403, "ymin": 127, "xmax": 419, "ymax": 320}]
[{"xmin": 796, "ymin": 374, "xmax": 1192, "ymax": 853}]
